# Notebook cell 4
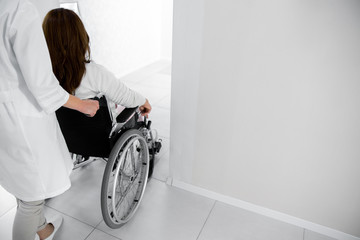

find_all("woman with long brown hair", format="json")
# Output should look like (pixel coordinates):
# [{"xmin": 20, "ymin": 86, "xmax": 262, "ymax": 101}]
[{"xmin": 42, "ymin": 8, "xmax": 151, "ymax": 119}]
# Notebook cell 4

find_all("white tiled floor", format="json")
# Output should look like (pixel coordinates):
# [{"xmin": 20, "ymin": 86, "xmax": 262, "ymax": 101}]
[
  {"xmin": 197, "ymin": 202, "xmax": 304, "ymax": 240},
  {"xmin": 0, "ymin": 60, "xmax": 337, "ymax": 240},
  {"xmin": 96, "ymin": 180, "xmax": 215, "ymax": 240},
  {"xmin": 0, "ymin": 187, "xmax": 16, "ymax": 217},
  {"xmin": 46, "ymin": 160, "xmax": 105, "ymax": 227},
  {"xmin": 304, "ymin": 230, "xmax": 338, "ymax": 240}
]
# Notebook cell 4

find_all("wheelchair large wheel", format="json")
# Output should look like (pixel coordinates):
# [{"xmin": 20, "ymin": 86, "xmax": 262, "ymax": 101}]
[{"xmin": 101, "ymin": 129, "xmax": 149, "ymax": 228}]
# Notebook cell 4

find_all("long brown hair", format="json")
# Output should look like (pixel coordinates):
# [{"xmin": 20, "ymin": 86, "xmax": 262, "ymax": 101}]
[{"xmin": 42, "ymin": 8, "xmax": 91, "ymax": 94}]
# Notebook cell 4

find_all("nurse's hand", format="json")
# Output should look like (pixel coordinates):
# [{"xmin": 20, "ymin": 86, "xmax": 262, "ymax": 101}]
[
  {"xmin": 81, "ymin": 99, "xmax": 100, "ymax": 117},
  {"xmin": 63, "ymin": 95, "xmax": 99, "ymax": 117}
]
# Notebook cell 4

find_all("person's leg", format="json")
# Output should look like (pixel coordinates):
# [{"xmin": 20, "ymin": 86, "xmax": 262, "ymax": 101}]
[{"xmin": 13, "ymin": 199, "xmax": 47, "ymax": 240}]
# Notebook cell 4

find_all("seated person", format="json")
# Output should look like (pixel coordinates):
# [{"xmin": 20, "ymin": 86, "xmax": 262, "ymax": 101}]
[{"xmin": 42, "ymin": 8, "xmax": 151, "ymax": 121}]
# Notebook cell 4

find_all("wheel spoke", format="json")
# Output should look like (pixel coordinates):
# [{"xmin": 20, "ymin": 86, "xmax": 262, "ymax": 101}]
[{"xmin": 102, "ymin": 131, "xmax": 149, "ymax": 227}]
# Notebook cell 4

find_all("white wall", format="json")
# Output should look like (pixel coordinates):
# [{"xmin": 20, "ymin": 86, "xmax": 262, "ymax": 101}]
[
  {"xmin": 60, "ymin": 0, "xmax": 172, "ymax": 77},
  {"xmin": 29, "ymin": 0, "xmax": 59, "ymax": 19},
  {"xmin": 161, "ymin": 0, "xmax": 173, "ymax": 60},
  {"xmin": 171, "ymin": 0, "xmax": 360, "ymax": 238},
  {"xmin": 170, "ymin": 0, "xmax": 204, "ymax": 182}
]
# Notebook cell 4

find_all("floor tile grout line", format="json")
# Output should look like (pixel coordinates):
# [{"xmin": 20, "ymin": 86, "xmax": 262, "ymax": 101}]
[
  {"xmin": 83, "ymin": 227, "xmax": 96, "ymax": 240},
  {"xmin": 93, "ymin": 228, "xmax": 124, "ymax": 240},
  {"xmin": 0, "ymin": 205, "xmax": 17, "ymax": 219},
  {"xmin": 151, "ymin": 176, "xmax": 167, "ymax": 183},
  {"xmin": 94, "ymin": 219, "xmax": 104, "ymax": 229},
  {"xmin": 46, "ymin": 204, "xmax": 124, "ymax": 240},
  {"xmin": 151, "ymin": 177, "xmax": 166, "ymax": 184},
  {"xmin": 44, "ymin": 204, "xmax": 100, "ymax": 229},
  {"xmin": 196, "ymin": 200, "xmax": 217, "ymax": 240}
]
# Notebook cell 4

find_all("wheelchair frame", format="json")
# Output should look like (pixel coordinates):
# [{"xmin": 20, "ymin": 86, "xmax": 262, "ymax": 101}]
[{"xmin": 56, "ymin": 96, "xmax": 162, "ymax": 228}]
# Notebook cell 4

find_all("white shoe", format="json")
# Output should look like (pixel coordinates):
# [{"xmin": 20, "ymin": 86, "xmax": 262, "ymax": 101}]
[{"xmin": 44, "ymin": 215, "xmax": 63, "ymax": 240}]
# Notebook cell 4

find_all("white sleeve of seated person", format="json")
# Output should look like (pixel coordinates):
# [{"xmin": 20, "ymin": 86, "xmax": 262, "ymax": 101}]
[{"xmin": 91, "ymin": 64, "xmax": 146, "ymax": 108}]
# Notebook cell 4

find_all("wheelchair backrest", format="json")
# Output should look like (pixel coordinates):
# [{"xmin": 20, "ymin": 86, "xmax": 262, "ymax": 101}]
[{"xmin": 56, "ymin": 96, "xmax": 113, "ymax": 158}]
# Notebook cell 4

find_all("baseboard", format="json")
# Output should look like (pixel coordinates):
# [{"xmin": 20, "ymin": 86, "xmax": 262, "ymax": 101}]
[{"xmin": 172, "ymin": 179, "xmax": 359, "ymax": 240}]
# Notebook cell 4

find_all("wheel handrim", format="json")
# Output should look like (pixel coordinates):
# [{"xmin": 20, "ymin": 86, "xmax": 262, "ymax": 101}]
[{"xmin": 107, "ymin": 134, "xmax": 149, "ymax": 224}]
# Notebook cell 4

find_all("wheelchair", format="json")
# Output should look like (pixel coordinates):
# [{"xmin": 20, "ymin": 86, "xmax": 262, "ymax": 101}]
[{"xmin": 56, "ymin": 96, "xmax": 162, "ymax": 228}]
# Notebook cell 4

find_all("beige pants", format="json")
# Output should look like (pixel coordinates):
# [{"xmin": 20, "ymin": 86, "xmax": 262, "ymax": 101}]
[{"xmin": 12, "ymin": 199, "xmax": 47, "ymax": 240}]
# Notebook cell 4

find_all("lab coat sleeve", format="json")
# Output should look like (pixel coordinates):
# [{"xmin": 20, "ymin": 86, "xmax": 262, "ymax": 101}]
[
  {"xmin": 9, "ymin": 0, "xmax": 69, "ymax": 114},
  {"xmin": 92, "ymin": 64, "xmax": 146, "ymax": 108}
]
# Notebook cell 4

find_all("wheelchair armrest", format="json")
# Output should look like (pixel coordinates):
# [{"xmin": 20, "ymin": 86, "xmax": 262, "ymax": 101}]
[{"xmin": 116, "ymin": 107, "xmax": 138, "ymax": 124}]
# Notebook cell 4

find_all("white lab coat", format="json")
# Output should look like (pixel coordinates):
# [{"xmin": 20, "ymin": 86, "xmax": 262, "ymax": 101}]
[{"xmin": 0, "ymin": 0, "xmax": 73, "ymax": 201}]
